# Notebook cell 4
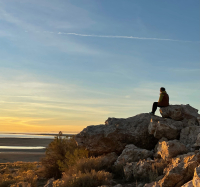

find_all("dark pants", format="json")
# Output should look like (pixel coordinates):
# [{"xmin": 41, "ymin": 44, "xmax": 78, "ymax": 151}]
[{"xmin": 152, "ymin": 102, "xmax": 164, "ymax": 114}]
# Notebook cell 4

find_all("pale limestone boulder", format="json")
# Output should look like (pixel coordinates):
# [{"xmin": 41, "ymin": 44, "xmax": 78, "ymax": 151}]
[
  {"xmin": 132, "ymin": 160, "xmax": 154, "ymax": 180},
  {"xmin": 154, "ymin": 137, "xmax": 168, "ymax": 156},
  {"xmin": 193, "ymin": 166, "xmax": 200, "ymax": 187},
  {"xmin": 149, "ymin": 117, "xmax": 183, "ymax": 140},
  {"xmin": 124, "ymin": 159, "xmax": 157, "ymax": 181},
  {"xmin": 159, "ymin": 152, "xmax": 200, "ymax": 187},
  {"xmin": 160, "ymin": 104, "xmax": 199, "ymax": 121},
  {"xmin": 156, "ymin": 140, "xmax": 188, "ymax": 160},
  {"xmin": 154, "ymin": 137, "xmax": 168, "ymax": 159},
  {"xmin": 181, "ymin": 181, "xmax": 194, "ymax": 187},
  {"xmin": 75, "ymin": 113, "xmax": 158, "ymax": 155},
  {"xmin": 124, "ymin": 158, "xmax": 168, "ymax": 182},
  {"xmin": 114, "ymin": 144, "xmax": 153, "ymax": 166},
  {"xmin": 180, "ymin": 126, "xmax": 200, "ymax": 149}
]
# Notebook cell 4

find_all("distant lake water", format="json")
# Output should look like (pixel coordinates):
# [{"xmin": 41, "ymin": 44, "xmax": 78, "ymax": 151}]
[
  {"xmin": 0, "ymin": 146, "xmax": 45, "ymax": 150},
  {"xmin": 0, "ymin": 133, "xmax": 55, "ymax": 139},
  {"xmin": 0, "ymin": 133, "xmax": 75, "ymax": 152}
]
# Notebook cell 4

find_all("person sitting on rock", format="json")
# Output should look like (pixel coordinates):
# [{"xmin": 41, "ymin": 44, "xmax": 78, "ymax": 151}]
[{"xmin": 149, "ymin": 87, "xmax": 169, "ymax": 115}]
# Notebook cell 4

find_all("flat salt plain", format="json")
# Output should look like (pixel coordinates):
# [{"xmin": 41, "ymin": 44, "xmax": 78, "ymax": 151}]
[{"xmin": 0, "ymin": 133, "xmax": 74, "ymax": 163}]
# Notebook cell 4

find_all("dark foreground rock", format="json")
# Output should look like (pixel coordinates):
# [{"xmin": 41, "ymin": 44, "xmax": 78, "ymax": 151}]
[{"xmin": 75, "ymin": 113, "xmax": 158, "ymax": 155}]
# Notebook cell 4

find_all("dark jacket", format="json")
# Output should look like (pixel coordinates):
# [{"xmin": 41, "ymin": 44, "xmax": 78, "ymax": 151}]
[{"xmin": 158, "ymin": 91, "xmax": 169, "ymax": 106}]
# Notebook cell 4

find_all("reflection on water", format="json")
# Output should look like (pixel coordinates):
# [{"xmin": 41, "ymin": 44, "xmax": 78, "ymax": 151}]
[{"xmin": 0, "ymin": 146, "xmax": 46, "ymax": 150}]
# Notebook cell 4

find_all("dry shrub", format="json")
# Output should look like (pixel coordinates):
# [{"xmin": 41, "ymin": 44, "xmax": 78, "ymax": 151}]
[
  {"xmin": 0, "ymin": 162, "xmax": 39, "ymax": 187},
  {"xmin": 148, "ymin": 159, "xmax": 169, "ymax": 182},
  {"xmin": 151, "ymin": 159, "xmax": 169, "ymax": 176},
  {"xmin": 40, "ymin": 132, "xmax": 88, "ymax": 179},
  {"xmin": 66, "ymin": 156, "xmax": 111, "ymax": 176},
  {"xmin": 61, "ymin": 170, "xmax": 112, "ymax": 187}
]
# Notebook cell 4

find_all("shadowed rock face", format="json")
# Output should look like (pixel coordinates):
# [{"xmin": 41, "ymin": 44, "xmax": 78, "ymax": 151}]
[
  {"xmin": 75, "ymin": 113, "xmax": 158, "ymax": 155},
  {"xmin": 114, "ymin": 144, "xmax": 153, "ymax": 166},
  {"xmin": 180, "ymin": 126, "xmax": 200, "ymax": 149}
]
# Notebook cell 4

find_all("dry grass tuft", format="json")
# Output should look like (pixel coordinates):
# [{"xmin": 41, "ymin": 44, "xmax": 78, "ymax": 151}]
[{"xmin": 61, "ymin": 170, "xmax": 112, "ymax": 187}]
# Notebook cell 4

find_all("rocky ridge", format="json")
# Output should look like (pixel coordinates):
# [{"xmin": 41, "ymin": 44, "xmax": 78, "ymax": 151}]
[{"xmin": 75, "ymin": 104, "xmax": 200, "ymax": 187}]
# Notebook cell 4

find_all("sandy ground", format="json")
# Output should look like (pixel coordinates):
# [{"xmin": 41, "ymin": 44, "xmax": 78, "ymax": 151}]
[
  {"xmin": 0, "ymin": 138, "xmax": 53, "ymax": 163},
  {"xmin": 0, "ymin": 152, "xmax": 45, "ymax": 163}
]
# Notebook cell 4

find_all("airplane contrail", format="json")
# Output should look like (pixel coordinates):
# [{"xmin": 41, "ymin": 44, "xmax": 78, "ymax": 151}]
[{"xmin": 57, "ymin": 32, "xmax": 199, "ymax": 43}]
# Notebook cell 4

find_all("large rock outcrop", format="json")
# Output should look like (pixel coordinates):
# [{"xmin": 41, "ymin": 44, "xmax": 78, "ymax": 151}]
[
  {"xmin": 160, "ymin": 104, "xmax": 199, "ymax": 122},
  {"xmin": 74, "ymin": 104, "xmax": 199, "ymax": 186},
  {"xmin": 114, "ymin": 144, "xmax": 153, "ymax": 166},
  {"xmin": 75, "ymin": 113, "xmax": 158, "ymax": 155}
]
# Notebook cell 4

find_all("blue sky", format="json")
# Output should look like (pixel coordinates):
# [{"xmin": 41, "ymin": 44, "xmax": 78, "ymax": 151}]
[{"xmin": 0, "ymin": 0, "xmax": 199, "ymax": 133}]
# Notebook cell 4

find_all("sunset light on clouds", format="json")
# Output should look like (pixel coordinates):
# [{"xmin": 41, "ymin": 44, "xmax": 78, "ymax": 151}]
[{"xmin": 0, "ymin": 0, "xmax": 199, "ymax": 133}]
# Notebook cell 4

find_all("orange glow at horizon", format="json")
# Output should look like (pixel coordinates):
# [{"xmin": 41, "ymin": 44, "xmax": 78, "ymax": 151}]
[{"xmin": 0, "ymin": 116, "xmax": 102, "ymax": 134}]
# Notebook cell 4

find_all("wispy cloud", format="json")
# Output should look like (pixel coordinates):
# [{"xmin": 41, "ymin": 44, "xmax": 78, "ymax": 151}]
[
  {"xmin": 170, "ymin": 68, "xmax": 200, "ymax": 72},
  {"xmin": 57, "ymin": 32, "xmax": 200, "ymax": 43}
]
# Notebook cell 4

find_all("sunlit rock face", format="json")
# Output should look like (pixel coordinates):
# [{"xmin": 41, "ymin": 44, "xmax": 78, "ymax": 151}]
[
  {"xmin": 159, "ymin": 152, "xmax": 200, "ymax": 187},
  {"xmin": 114, "ymin": 144, "xmax": 153, "ymax": 166},
  {"xmin": 193, "ymin": 165, "xmax": 200, "ymax": 187},
  {"xmin": 181, "ymin": 180, "xmax": 194, "ymax": 187},
  {"xmin": 160, "ymin": 104, "xmax": 199, "ymax": 122},
  {"xmin": 156, "ymin": 140, "xmax": 188, "ymax": 160},
  {"xmin": 75, "ymin": 113, "xmax": 158, "ymax": 155}
]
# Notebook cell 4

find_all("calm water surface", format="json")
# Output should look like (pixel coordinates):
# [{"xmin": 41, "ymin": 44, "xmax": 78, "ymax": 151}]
[
  {"xmin": 0, "ymin": 146, "xmax": 45, "ymax": 149},
  {"xmin": 0, "ymin": 133, "xmax": 55, "ymax": 139}
]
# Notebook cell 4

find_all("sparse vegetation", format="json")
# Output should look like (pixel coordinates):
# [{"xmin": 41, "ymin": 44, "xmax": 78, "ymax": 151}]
[
  {"xmin": 147, "ymin": 159, "xmax": 169, "ymax": 183},
  {"xmin": 40, "ymin": 131, "xmax": 88, "ymax": 179},
  {"xmin": 0, "ymin": 162, "xmax": 40, "ymax": 187},
  {"xmin": 61, "ymin": 170, "xmax": 112, "ymax": 187}
]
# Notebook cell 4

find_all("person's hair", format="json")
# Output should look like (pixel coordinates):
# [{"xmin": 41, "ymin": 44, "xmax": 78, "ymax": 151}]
[{"xmin": 160, "ymin": 87, "xmax": 165, "ymax": 91}]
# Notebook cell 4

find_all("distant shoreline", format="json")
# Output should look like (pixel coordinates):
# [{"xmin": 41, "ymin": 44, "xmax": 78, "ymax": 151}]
[{"xmin": 0, "ymin": 138, "xmax": 52, "ymax": 163}]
